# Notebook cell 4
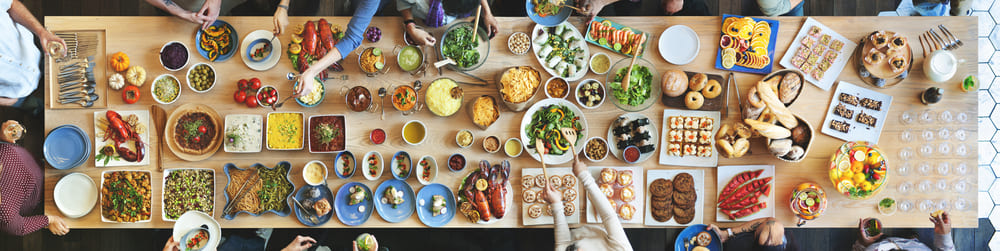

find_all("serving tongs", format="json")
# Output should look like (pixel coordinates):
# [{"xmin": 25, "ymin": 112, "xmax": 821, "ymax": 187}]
[{"xmin": 223, "ymin": 173, "xmax": 261, "ymax": 216}]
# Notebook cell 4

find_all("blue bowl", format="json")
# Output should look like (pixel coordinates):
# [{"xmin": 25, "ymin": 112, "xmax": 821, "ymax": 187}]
[
  {"xmin": 294, "ymin": 78, "xmax": 326, "ymax": 108},
  {"xmin": 44, "ymin": 125, "xmax": 90, "ymax": 170},
  {"xmin": 293, "ymin": 184, "xmax": 334, "ymax": 227},
  {"xmin": 195, "ymin": 20, "xmax": 238, "ymax": 62},
  {"xmin": 245, "ymin": 38, "xmax": 273, "ymax": 63},
  {"xmin": 526, "ymin": 0, "xmax": 572, "ymax": 27},
  {"xmin": 391, "ymin": 151, "xmax": 412, "ymax": 180},
  {"xmin": 334, "ymin": 151, "xmax": 356, "ymax": 179},
  {"xmin": 222, "ymin": 161, "xmax": 295, "ymax": 219}
]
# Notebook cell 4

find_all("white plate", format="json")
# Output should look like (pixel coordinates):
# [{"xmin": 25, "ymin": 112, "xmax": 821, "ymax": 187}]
[
  {"xmin": 644, "ymin": 169, "xmax": 704, "ymax": 226},
  {"xmin": 93, "ymin": 110, "xmax": 150, "ymax": 167},
  {"xmin": 161, "ymin": 168, "xmax": 216, "ymax": 222},
  {"xmin": 531, "ymin": 22, "xmax": 590, "ymax": 81},
  {"xmin": 607, "ymin": 113, "xmax": 658, "ymax": 163},
  {"xmin": 53, "ymin": 172, "xmax": 98, "ymax": 219},
  {"xmin": 716, "ymin": 165, "xmax": 775, "ymax": 222},
  {"xmin": 521, "ymin": 167, "xmax": 581, "ymax": 225},
  {"xmin": 172, "ymin": 211, "xmax": 222, "ymax": 251},
  {"xmin": 778, "ymin": 17, "xmax": 858, "ymax": 91},
  {"xmin": 657, "ymin": 109, "xmax": 720, "ymax": 167},
  {"xmin": 223, "ymin": 114, "xmax": 263, "ymax": 153},
  {"xmin": 820, "ymin": 81, "xmax": 893, "ymax": 144},
  {"xmin": 586, "ymin": 166, "xmax": 644, "ymax": 224},
  {"xmin": 520, "ymin": 98, "xmax": 588, "ymax": 165},
  {"xmin": 658, "ymin": 25, "xmax": 699, "ymax": 65},
  {"xmin": 241, "ymin": 30, "xmax": 282, "ymax": 71}
]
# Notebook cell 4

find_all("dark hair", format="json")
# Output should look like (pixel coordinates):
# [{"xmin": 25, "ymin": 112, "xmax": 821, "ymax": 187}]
[
  {"xmin": 565, "ymin": 243, "xmax": 578, "ymax": 251},
  {"xmin": 442, "ymin": 0, "xmax": 480, "ymax": 16}
]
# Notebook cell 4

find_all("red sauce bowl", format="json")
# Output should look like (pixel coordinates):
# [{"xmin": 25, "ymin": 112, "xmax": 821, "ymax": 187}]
[
  {"xmin": 370, "ymin": 128, "xmax": 386, "ymax": 145},
  {"xmin": 623, "ymin": 145, "xmax": 640, "ymax": 164}
]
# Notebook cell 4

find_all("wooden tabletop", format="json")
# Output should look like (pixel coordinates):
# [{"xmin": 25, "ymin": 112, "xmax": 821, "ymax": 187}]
[{"xmin": 43, "ymin": 16, "xmax": 978, "ymax": 229}]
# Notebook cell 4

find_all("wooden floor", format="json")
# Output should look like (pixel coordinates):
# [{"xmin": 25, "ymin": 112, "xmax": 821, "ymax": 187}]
[{"xmin": 12, "ymin": 0, "xmax": 991, "ymax": 250}]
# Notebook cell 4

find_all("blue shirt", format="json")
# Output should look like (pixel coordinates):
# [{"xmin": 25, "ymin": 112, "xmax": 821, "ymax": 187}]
[
  {"xmin": 334, "ymin": 0, "xmax": 380, "ymax": 59},
  {"xmin": 0, "ymin": 0, "xmax": 41, "ymax": 99}
]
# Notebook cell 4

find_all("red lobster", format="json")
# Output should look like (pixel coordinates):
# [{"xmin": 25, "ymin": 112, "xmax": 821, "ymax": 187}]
[
  {"xmin": 318, "ymin": 18, "xmax": 335, "ymax": 53},
  {"xmin": 301, "ymin": 21, "xmax": 318, "ymax": 56},
  {"xmin": 487, "ymin": 160, "xmax": 510, "ymax": 219},
  {"xmin": 103, "ymin": 111, "xmax": 145, "ymax": 162}
]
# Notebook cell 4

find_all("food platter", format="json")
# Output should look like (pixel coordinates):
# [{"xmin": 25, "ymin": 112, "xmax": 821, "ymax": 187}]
[
  {"xmin": 438, "ymin": 21, "xmax": 490, "ymax": 72},
  {"xmin": 172, "ymin": 211, "xmax": 222, "ymax": 251},
  {"xmin": 525, "ymin": 0, "xmax": 572, "ymax": 27},
  {"xmin": 584, "ymin": 16, "xmax": 649, "ymax": 57},
  {"xmin": 307, "ymin": 114, "xmax": 346, "ymax": 153},
  {"xmin": 828, "ymin": 141, "xmax": 888, "ymax": 200},
  {"xmin": 674, "ymin": 224, "xmax": 722, "ymax": 251},
  {"xmin": 240, "ymin": 30, "xmax": 282, "ymax": 71},
  {"xmin": 195, "ymin": 20, "xmax": 238, "ymax": 62},
  {"xmin": 657, "ymin": 25, "xmax": 700, "ymax": 65},
  {"xmin": 162, "ymin": 168, "xmax": 215, "ymax": 221},
  {"xmin": 265, "ymin": 112, "xmax": 305, "ymax": 150},
  {"xmin": 586, "ymin": 166, "xmax": 644, "ymax": 224},
  {"xmin": 530, "ymin": 22, "xmax": 590, "ymax": 81},
  {"xmin": 53, "ymin": 172, "xmax": 98, "ymax": 219},
  {"xmin": 416, "ymin": 183, "xmax": 456, "ymax": 227},
  {"xmin": 521, "ymin": 167, "xmax": 581, "ymax": 225},
  {"xmin": 44, "ymin": 125, "xmax": 90, "ymax": 170},
  {"xmin": 820, "ymin": 81, "xmax": 893, "ymax": 143},
  {"xmin": 222, "ymin": 162, "xmax": 295, "ymax": 219},
  {"xmin": 714, "ymin": 15, "xmax": 779, "ymax": 74},
  {"xmin": 100, "ymin": 170, "xmax": 152, "ymax": 223},
  {"xmin": 606, "ymin": 112, "xmax": 658, "ymax": 163},
  {"xmin": 716, "ymin": 165, "xmax": 774, "ymax": 222},
  {"xmin": 164, "ymin": 103, "xmax": 224, "ymax": 162},
  {"xmin": 519, "ymin": 98, "xmax": 588, "ymax": 165},
  {"xmin": 778, "ymin": 17, "xmax": 857, "ymax": 91},
  {"xmin": 658, "ymin": 109, "xmax": 720, "ymax": 167},
  {"xmin": 93, "ymin": 110, "xmax": 150, "ymax": 167},
  {"xmin": 334, "ymin": 182, "xmax": 374, "ymax": 226},
  {"xmin": 456, "ymin": 160, "xmax": 513, "ymax": 224},
  {"xmin": 293, "ymin": 184, "xmax": 334, "ymax": 226},
  {"xmin": 660, "ymin": 71, "xmax": 728, "ymax": 111},
  {"xmin": 374, "ymin": 179, "xmax": 416, "ymax": 223},
  {"xmin": 645, "ymin": 169, "xmax": 704, "ymax": 226},
  {"xmin": 286, "ymin": 19, "xmax": 346, "ymax": 77},
  {"xmin": 606, "ymin": 57, "xmax": 661, "ymax": 112},
  {"xmin": 223, "ymin": 114, "xmax": 263, "ymax": 153},
  {"xmin": 854, "ymin": 30, "xmax": 913, "ymax": 88}
]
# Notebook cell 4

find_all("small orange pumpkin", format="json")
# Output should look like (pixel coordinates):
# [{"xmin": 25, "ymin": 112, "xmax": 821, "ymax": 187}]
[{"xmin": 110, "ymin": 52, "xmax": 129, "ymax": 72}]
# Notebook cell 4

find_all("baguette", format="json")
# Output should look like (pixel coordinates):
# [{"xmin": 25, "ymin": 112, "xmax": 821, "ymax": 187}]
[
  {"xmin": 756, "ymin": 81, "xmax": 798, "ymax": 128},
  {"xmin": 745, "ymin": 118, "xmax": 792, "ymax": 139}
]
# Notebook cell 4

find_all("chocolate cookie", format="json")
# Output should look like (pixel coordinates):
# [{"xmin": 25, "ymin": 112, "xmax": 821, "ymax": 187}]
[
  {"xmin": 651, "ymin": 202, "xmax": 674, "ymax": 222},
  {"xmin": 649, "ymin": 178, "xmax": 673, "ymax": 198},
  {"xmin": 673, "ymin": 172, "xmax": 695, "ymax": 193},
  {"xmin": 651, "ymin": 195, "xmax": 672, "ymax": 209},
  {"xmin": 673, "ymin": 205, "xmax": 696, "ymax": 224},
  {"xmin": 672, "ymin": 190, "xmax": 697, "ymax": 209}
]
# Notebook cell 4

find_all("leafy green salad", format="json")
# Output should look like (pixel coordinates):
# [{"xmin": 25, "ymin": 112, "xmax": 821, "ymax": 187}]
[
  {"xmin": 443, "ymin": 25, "xmax": 480, "ymax": 68},
  {"xmin": 609, "ymin": 65, "xmax": 652, "ymax": 106},
  {"xmin": 524, "ymin": 104, "xmax": 583, "ymax": 156}
]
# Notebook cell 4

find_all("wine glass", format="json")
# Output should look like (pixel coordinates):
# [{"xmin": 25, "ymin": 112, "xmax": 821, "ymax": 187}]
[
  {"xmin": 919, "ymin": 163, "xmax": 933, "ymax": 175},
  {"xmin": 953, "ymin": 179, "xmax": 970, "ymax": 193},
  {"xmin": 922, "ymin": 129, "xmax": 935, "ymax": 142},
  {"xmin": 900, "ymin": 110, "xmax": 916, "ymax": 124},
  {"xmin": 938, "ymin": 142, "xmax": 952, "ymax": 156},
  {"xmin": 954, "ymin": 129, "xmax": 968, "ymax": 142},
  {"xmin": 920, "ymin": 144, "xmax": 934, "ymax": 157},
  {"xmin": 936, "ymin": 199, "xmax": 951, "ymax": 211},
  {"xmin": 897, "ymin": 161, "xmax": 912, "ymax": 176},
  {"xmin": 936, "ymin": 179, "xmax": 949, "ymax": 191},
  {"xmin": 955, "ymin": 111, "xmax": 969, "ymax": 123},
  {"xmin": 919, "ymin": 199, "xmax": 935, "ymax": 212},
  {"xmin": 900, "ymin": 129, "xmax": 915, "ymax": 142},
  {"xmin": 954, "ymin": 144, "xmax": 969, "ymax": 157},
  {"xmin": 954, "ymin": 162, "xmax": 969, "ymax": 175},
  {"xmin": 899, "ymin": 200, "xmax": 914, "ymax": 212},
  {"xmin": 938, "ymin": 110, "xmax": 953, "ymax": 123},
  {"xmin": 897, "ymin": 181, "xmax": 913, "ymax": 194},
  {"xmin": 899, "ymin": 147, "xmax": 915, "ymax": 160},
  {"xmin": 938, "ymin": 128, "xmax": 951, "ymax": 140},
  {"xmin": 919, "ymin": 109, "xmax": 935, "ymax": 124},
  {"xmin": 954, "ymin": 197, "xmax": 970, "ymax": 211},
  {"xmin": 917, "ymin": 179, "xmax": 932, "ymax": 193},
  {"xmin": 936, "ymin": 162, "xmax": 950, "ymax": 176}
]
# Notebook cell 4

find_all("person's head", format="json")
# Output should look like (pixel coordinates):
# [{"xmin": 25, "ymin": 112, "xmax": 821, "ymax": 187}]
[
  {"xmin": 565, "ymin": 243, "xmax": 578, "ymax": 251},
  {"xmin": 441, "ymin": 0, "xmax": 480, "ymax": 17},
  {"xmin": 756, "ymin": 218, "xmax": 786, "ymax": 251}
]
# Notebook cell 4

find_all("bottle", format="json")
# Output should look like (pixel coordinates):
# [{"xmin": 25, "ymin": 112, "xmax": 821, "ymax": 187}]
[{"xmin": 921, "ymin": 87, "xmax": 943, "ymax": 105}]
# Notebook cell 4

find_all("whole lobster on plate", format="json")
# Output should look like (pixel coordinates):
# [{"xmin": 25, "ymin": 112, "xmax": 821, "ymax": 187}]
[
  {"xmin": 102, "ymin": 110, "xmax": 145, "ymax": 162},
  {"xmin": 459, "ymin": 160, "xmax": 510, "ymax": 222},
  {"xmin": 292, "ymin": 19, "xmax": 344, "ymax": 76}
]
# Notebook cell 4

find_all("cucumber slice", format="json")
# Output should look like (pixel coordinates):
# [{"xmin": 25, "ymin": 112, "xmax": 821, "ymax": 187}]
[
  {"xmin": 598, "ymin": 38, "xmax": 608, "ymax": 46},
  {"xmin": 805, "ymin": 198, "xmax": 815, "ymax": 206},
  {"xmin": 797, "ymin": 192, "xmax": 808, "ymax": 201},
  {"xmin": 374, "ymin": 62, "xmax": 385, "ymax": 70}
]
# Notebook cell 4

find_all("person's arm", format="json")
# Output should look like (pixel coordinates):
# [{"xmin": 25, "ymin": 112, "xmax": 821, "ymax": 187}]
[
  {"xmin": 662, "ymin": 0, "xmax": 683, "ymax": 15},
  {"xmin": 756, "ymin": 0, "xmax": 803, "ymax": 16},
  {"xmin": 932, "ymin": 212, "xmax": 955, "ymax": 251},
  {"xmin": 478, "ymin": 0, "xmax": 498, "ymax": 39},
  {"xmin": 0, "ymin": 201, "xmax": 51, "ymax": 236},
  {"xmin": 272, "ymin": 0, "xmax": 291, "ymax": 35},
  {"xmin": 144, "ymin": 0, "xmax": 203, "ymax": 24},
  {"xmin": 400, "ymin": 8, "xmax": 436, "ymax": 45},
  {"xmin": 295, "ymin": 0, "xmax": 377, "ymax": 96},
  {"xmin": 576, "ymin": 0, "xmax": 623, "ymax": 23},
  {"xmin": 950, "ymin": 0, "xmax": 972, "ymax": 16},
  {"xmin": 6, "ymin": 0, "xmax": 65, "ymax": 56},
  {"xmin": 542, "ymin": 183, "xmax": 572, "ymax": 250},
  {"xmin": 196, "ymin": 0, "xmax": 222, "ymax": 30},
  {"xmin": 574, "ymin": 160, "xmax": 629, "ymax": 247}
]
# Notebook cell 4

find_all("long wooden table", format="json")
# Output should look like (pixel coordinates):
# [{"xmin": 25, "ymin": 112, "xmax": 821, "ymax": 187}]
[{"xmin": 43, "ymin": 16, "xmax": 978, "ymax": 228}]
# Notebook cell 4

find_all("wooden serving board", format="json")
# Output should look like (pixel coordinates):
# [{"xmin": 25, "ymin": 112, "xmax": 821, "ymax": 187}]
[
  {"xmin": 164, "ymin": 103, "xmax": 223, "ymax": 162},
  {"xmin": 855, "ymin": 31, "xmax": 913, "ymax": 88},
  {"xmin": 47, "ymin": 30, "xmax": 108, "ymax": 109},
  {"xmin": 660, "ymin": 71, "xmax": 728, "ymax": 111}
]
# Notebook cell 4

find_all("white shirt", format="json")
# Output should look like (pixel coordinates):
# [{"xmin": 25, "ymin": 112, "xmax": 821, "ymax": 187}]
[{"xmin": 0, "ymin": 0, "xmax": 41, "ymax": 99}]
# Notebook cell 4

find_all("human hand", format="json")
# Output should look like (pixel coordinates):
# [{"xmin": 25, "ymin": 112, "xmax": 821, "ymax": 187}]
[
  {"xmin": 857, "ymin": 218, "xmax": 883, "ymax": 246},
  {"xmin": 541, "ymin": 182, "xmax": 562, "ymax": 204},
  {"xmin": 571, "ymin": 157, "xmax": 587, "ymax": 177},
  {"xmin": 38, "ymin": 30, "xmax": 67, "ymax": 58},
  {"xmin": 46, "ymin": 215, "xmax": 69, "ymax": 236},
  {"xmin": 162, "ymin": 236, "xmax": 180, "ymax": 251},
  {"xmin": 662, "ymin": 0, "xmax": 683, "ymax": 15},
  {"xmin": 482, "ymin": 13, "xmax": 499, "ymax": 39},
  {"xmin": 281, "ymin": 235, "xmax": 316, "ymax": 251},
  {"xmin": 706, "ymin": 224, "xmax": 729, "ymax": 243},
  {"xmin": 295, "ymin": 70, "xmax": 317, "ymax": 97},
  {"xmin": 197, "ymin": 0, "xmax": 222, "ymax": 30},
  {"xmin": 576, "ymin": 0, "xmax": 606, "ymax": 24},
  {"xmin": 273, "ymin": 8, "xmax": 289, "ymax": 35},
  {"xmin": 931, "ymin": 211, "xmax": 951, "ymax": 235},
  {"xmin": 353, "ymin": 240, "xmax": 378, "ymax": 251},
  {"xmin": 407, "ymin": 26, "xmax": 436, "ymax": 46}
]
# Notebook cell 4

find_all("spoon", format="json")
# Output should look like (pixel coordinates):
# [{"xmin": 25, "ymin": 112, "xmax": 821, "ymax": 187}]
[
  {"xmin": 378, "ymin": 87, "xmax": 387, "ymax": 120},
  {"xmin": 274, "ymin": 72, "xmax": 304, "ymax": 110}
]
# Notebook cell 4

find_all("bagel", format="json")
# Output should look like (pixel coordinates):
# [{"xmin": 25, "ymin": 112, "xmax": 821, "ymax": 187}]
[
  {"xmin": 685, "ymin": 91, "xmax": 704, "ymax": 110},
  {"xmin": 747, "ymin": 86, "xmax": 765, "ymax": 108},
  {"xmin": 702, "ymin": 79, "xmax": 722, "ymax": 99},
  {"xmin": 689, "ymin": 73, "xmax": 708, "ymax": 91}
]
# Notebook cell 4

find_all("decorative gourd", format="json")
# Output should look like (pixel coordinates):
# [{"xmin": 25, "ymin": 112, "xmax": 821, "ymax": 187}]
[
  {"xmin": 126, "ymin": 66, "xmax": 146, "ymax": 87},
  {"xmin": 110, "ymin": 52, "xmax": 130, "ymax": 72}
]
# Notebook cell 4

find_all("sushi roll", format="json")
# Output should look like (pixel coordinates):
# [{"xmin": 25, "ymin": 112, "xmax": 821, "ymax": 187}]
[
  {"xmin": 633, "ymin": 131, "xmax": 651, "ymax": 142},
  {"xmin": 547, "ymin": 55, "xmax": 563, "ymax": 68},
  {"xmin": 639, "ymin": 145, "xmax": 655, "ymax": 154},
  {"xmin": 539, "ymin": 44, "xmax": 554, "ymax": 58},
  {"xmin": 634, "ymin": 118, "xmax": 650, "ymax": 127},
  {"xmin": 613, "ymin": 126, "xmax": 630, "ymax": 135},
  {"xmin": 635, "ymin": 125, "xmax": 648, "ymax": 135},
  {"xmin": 616, "ymin": 138, "xmax": 631, "ymax": 150}
]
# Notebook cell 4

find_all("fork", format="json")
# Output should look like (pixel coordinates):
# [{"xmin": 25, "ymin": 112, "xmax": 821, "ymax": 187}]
[
  {"xmin": 937, "ymin": 25, "xmax": 963, "ymax": 49},
  {"xmin": 928, "ymin": 29, "xmax": 953, "ymax": 50}
]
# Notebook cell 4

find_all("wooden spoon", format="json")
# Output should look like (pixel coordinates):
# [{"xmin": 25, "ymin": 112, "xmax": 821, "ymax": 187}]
[
  {"xmin": 472, "ymin": 6, "xmax": 482, "ymax": 42},
  {"xmin": 535, "ymin": 138, "xmax": 549, "ymax": 179},
  {"xmin": 620, "ymin": 49, "xmax": 639, "ymax": 90}
]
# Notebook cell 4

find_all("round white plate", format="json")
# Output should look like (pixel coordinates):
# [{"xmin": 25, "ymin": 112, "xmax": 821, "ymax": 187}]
[
  {"xmin": 519, "ymin": 98, "xmax": 588, "ymax": 165},
  {"xmin": 241, "ymin": 30, "xmax": 282, "ymax": 71},
  {"xmin": 658, "ymin": 25, "xmax": 699, "ymax": 65},
  {"xmin": 606, "ymin": 112, "xmax": 658, "ymax": 163},
  {"xmin": 172, "ymin": 211, "xmax": 222, "ymax": 250},
  {"xmin": 53, "ymin": 172, "xmax": 98, "ymax": 218}
]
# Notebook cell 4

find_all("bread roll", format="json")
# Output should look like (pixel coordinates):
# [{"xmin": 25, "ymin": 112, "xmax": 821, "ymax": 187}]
[
  {"xmin": 662, "ymin": 70, "xmax": 688, "ymax": 97},
  {"xmin": 733, "ymin": 138, "xmax": 750, "ymax": 157},
  {"xmin": 745, "ymin": 118, "xmax": 791, "ymax": 139},
  {"xmin": 785, "ymin": 145, "xmax": 805, "ymax": 160},
  {"xmin": 755, "ymin": 81, "xmax": 798, "ymax": 128},
  {"xmin": 769, "ymin": 138, "xmax": 793, "ymax": 156}
]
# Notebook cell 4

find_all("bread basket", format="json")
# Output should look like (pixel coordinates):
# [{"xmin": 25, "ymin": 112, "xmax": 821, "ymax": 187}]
[
  {"xmin": 495, "ymin": 66, "xmax": 543, "ymax": 112},
  {"xmin": 768, "ymin": 114, "xmax": 814, "ymax": 163}
]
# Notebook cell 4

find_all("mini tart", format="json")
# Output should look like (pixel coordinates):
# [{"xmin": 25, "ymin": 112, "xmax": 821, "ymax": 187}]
[
  {"xmin": 527, "ymin": 204, "xmax": 543, "ymax": 218},
  {"xmin": 563, "ymin": 202, "xmax": 576, "ymax": 216},
  {"xmin": 600, "ymin": 168, "xmax": 617, "ymax": 184},
  {"xmin": 562, "ymin": 174, "xmax": 577, "ymax": 188},
  {"xmin": 864, "ymin": 48, "xmax": 885, "ymax": 65},
  {"xmin": 696, "ymin": 231, "xmax": 712, "ymax": 247},
  {"xmin": 618, "ymin": 186, "xmax": 636, "ymax": 202},
  {"xmin": 522, "ymin": 189, "xmax": 537, "ymax": 203},
  {"xmin": 889, "ymin": 54, "xmax": 908, "ymax": 74},
  {"xmin": 617, "ymin": 170, "xmax": 634, "ymax": 186},
  {"xmin": 618, "ymin": 204, "xmax": 636, "ymax": 220},
  {"xmin": 870, "ymin": 31, "xmax": 888, "ymax": 49},
  {"xmin": 549, "ymin": 175, "xmax": 563, "ymax": 188},
  {"xmin": 599, "ymin": 183, "xmax": 615, "ymax": 199},
  {"xmin": 522, "ymin": 175, "xmax": 535, "ymax": 188},
  {"xmin": 562, "ymin": 188, "xmax": 578, "ymax": 202},
  {"xmin": 535, "ymin": 175, "xmax": 548, "ymax": 188},
  {"xmin": 888, "ymin": 35, "xmax": 907, "ymax": 51}
]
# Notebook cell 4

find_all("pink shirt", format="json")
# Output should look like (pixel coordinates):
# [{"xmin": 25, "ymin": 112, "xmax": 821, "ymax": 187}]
[{"xmin": 0, "ymin": 143, "xmax": 48, "ymax": 236}]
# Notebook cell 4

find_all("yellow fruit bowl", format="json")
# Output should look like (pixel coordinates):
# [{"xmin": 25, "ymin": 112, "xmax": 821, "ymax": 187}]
[{"xmin": 828, "ymin": 141, "xmax": 888, "ymax": 200}]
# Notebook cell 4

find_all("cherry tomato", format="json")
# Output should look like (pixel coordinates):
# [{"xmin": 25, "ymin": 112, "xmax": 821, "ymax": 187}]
[
  {"xmin": 245, "ymin": 95, "xmax": 259, "ymax": 108},
  {"xmin": 193, "ymin": 136, "xmax": 201, "ymax": 142},
  {"xmin": 250, "ymin": 78, "xmax": 262, "ymax": 90},
  {"xmin": 269, "ymin": 88, "xmax": 277, "ymax": 96},
  {"xmin": 198, "ymin": 125, "xmax": 208, "ymax": 134},
  {"xmin": 234, "ymin": 90, "xmax": 246, "ymax": 103},
  {"xmin": 237, "ymin": 79, "xmax": 249, "ymax": 90}
]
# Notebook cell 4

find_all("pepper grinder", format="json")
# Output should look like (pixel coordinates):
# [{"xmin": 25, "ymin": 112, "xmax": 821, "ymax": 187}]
[{"xmin": 921, "ymin": 87, "xmax": 943, "ymax": 105}]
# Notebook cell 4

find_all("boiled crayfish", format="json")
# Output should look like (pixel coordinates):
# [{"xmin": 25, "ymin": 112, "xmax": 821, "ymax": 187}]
[{"xmin": 102, "ymin": 111, "xmax": 145, "ymax": 162}]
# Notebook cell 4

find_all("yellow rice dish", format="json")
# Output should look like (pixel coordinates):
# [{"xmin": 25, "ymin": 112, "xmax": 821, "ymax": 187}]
[
  {"xmin": 267, "ymin": 113, "xmax": 303, "ymax": 150},
  {"xmin": 425, "ymin": 78, "xmax": 463, "ymax": 116}
]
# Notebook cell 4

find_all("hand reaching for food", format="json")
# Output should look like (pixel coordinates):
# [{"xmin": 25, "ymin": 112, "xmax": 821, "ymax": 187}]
[
  {"xmin": 273, "ymin": 7, "xmax": 289, "ymax": 35},
  {"xmin": 931, "ymin": 211, "xmax": 951, "ymax": 235},
  {"xmin": 282, "ymin": 235, "xmax": 316, "ymax": 251},
  {"xmin": 541, "ymin": 183, "xmax": 562, "ymax": 204},
  {"xmin": 162, "ymin": 236, "xmax": 180, "ymax": 251},
  {"xmin": 407, "ymin": 26, "xmax": 436, "ymax": 46}
]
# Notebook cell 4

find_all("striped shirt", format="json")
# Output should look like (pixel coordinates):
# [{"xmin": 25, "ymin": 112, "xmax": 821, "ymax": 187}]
[{"xmin": 0, "ymin": 142, "xmax": 48, "ymax": 236}]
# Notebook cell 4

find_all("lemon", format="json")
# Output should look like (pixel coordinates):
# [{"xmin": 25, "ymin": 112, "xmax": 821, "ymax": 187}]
[
  {"xmin": 288, "ymin": 44, "xmax": 302, "ymax": 54},
  {"xmin": 852, "ymin": 172, "xmax": 867, "ymax": 184},
  {"xmin": 866, "ymin": 150, "xmax": 882, "ymax": 165},
  {"xmin": 292, "ymin": 24, "xmax": 304, "ymax": 35},
  {"xmin": 838, "ymin": 159, "xmax": 850, "ymax": 172},
  {"xmin": 860, "ymin": 181, "xmax": 873, "ymax": 191},
  {"xmin": 837, "ymin": 179, "xmax": 854, "ymax": 192},
  {"xmin": 291, "ymin": 34, "xmax": 303, "ymax": 44},
  {"xmin": 853, "ymin": 150, "xmax": 866, "ymax": 162},
  {"xmin": 475, "ymin": 178, "xmax": 488, "ymax": 191}
]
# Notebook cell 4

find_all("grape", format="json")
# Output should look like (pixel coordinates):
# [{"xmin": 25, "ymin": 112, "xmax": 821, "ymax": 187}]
[{"xmin": 365, "ymin": 27, "xmax": 382, "ymax": 42}]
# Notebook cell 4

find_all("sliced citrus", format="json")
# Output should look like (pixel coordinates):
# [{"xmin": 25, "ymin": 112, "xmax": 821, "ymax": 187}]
[
  {"xmin": 838, "ymin": 159, "xmax": 850, "ymax": 172},
  {"xmin": 288, "ymin": 44, "xmax": 302, "ymax": 54},
  {"xmin": 291, "ymin": 34, "xmax": 303, "ymax": 44},
  {"xmin": 837, "ymin": 179, "xmax": 854, "ymax": 192},
  {"xmin": 475, "ymin": 178, "xmax": 488, "ymax": 191},
  {"xmin": 292, "ymin": 24, "xmax": 304, "ymax": 35}
]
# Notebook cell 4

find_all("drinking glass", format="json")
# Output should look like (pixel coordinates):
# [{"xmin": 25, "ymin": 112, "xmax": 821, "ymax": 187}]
[
  {"xmin": 920, "ymin": 144, "xmax": 934, "ymax": 157},
  {"xmin": 897, "ymin": 161, "xmax": 912, "ymax": 176},
  {"xmin": 919, "ymin": 109, "xmax": 935, "ymax": 124},
  {"xmin": 938, "ymin": 128, "xmax": 951, "ymax": 140},
  {"xmin": 938, "ymin": 142, "xmax": 952, "ymax": 156},
  {"xmin": 900, "ymin": 129, "xmax": 915, "ymax": 142},
  {"xmin": 919, "ymin": 199, "xmax": 935, "ymax": 212},
  {"xmin": 899, "ymin": 147, "xmax": 915, "ymax": 160},
  {"xmin": 954, "ymin": 162, "xmax": 969, "ymax": 175},
  {"xmin": 938, "ymin": 110, "xmax": 953, "ymax": 123},
  {"xmin": 954, "ymin": 129, "xmax": 968, "ymax": 142},
  {"xmin": 955, "ymin": 111, "xmax": 970, "ymax": 123},
  {"xmin": 919, "ymin": 162, "xmax": 933, "ymax": 175},
  {"xmin": 936, "ymin": 179, "xmax": 949, "ymax": 191},
  {"xmin": 922, "ymin": 129, "xmax": 935, "ymax": 141},
  {"xmin": 954, "ymin": 144, "xmax": 969, "ymax": 157},
  {"xmin": 936, "ymin": 162, "xmax": 950, "ymax": 176},
  {"xmin": 897, "ymin": 181, "xmax": 913, "ymax": 194},
  {"xmin": 954, "ymin": 197, "xmax": 970, "ymax": 211},
  {"xmin": 917, "ymin": 179, "xmax": 932, "ymax": 193},
  {"xmin": 953, "ymin": 179, "xmax": 970, "ymax": 193},
  {"xmin": 899, "ymin": 200, "xmax": 914, "ymax": 212},
  {"xmin": 900, "ymin": 110, "xmax": 916, "ymax": 124},
  {"xmin": 936, "ymin": 199, "xmax": 951, "ymax": 211}
]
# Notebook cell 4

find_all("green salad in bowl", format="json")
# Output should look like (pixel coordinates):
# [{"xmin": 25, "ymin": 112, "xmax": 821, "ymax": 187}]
[
  {"xmin": 606, "ymin": 57, "xmax": 660, "ymax": 112},
  {"xmin": 440, "ymin": 22, "xmax": 490, "ymax": 71}
]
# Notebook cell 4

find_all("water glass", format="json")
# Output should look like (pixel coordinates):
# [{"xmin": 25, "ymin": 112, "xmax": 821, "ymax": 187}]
[
  {"xmin": 900, "ymin": 110, "xmax": 916, "ymax": 124},
  {"xmin": 953, "ymin": 179, "xmax": 970, "ymax": 193},
  {"xmin": 954, "ymin": 197, "xmax": 970, "ymax": 211},
  {"xmin": 936, "ymin": 162, "xmax": 950, "ymax": 176},
  {"xmin": 900, "ymin": 129, "xmax": 915, "ymax": 142},
  {"xmin": 937, "ymin": 142, "xmax": 952, "ymax": 156},
  {"xmin": 919, "ymin": 199, "xmax": 935, "ymax": 212},
  {"xmin": 919, "ymin": 144, "xmax": 934, "ymax": 157},
  {"xmin": 954, "ymin": 129, "xmax": 968, "ymax": 142},
  {"xmin": 919, "ymin": 109, "xmax": 935, "ymax": 124},
  {"xmin": 917, "ymin": 180, "xmax": 932, "ymax": 193},
  {"xmin": 898, "ymin": 181, "xmax": 913, "ymax": 194},
  {"xmin": 937, "ymin": 128, "xmax": 950, "ymax": 140},
  {"xmin": 922, "ymin": 129, "xmax": 935, "ymax": 141},
  {"xmin": 899, "ymin": 200, "xmax": 914, "ymax": 212},
  {"xmin": 938, "ymin": 110, "xmax": 953, "ymax": 123}
]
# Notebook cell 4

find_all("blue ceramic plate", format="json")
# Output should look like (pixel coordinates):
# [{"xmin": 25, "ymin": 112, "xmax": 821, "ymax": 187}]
[
  {"xmin": 334, "ymin": 151, "xmax": 356, "ymax": 179},
  {"xmin": 713, "ymin": 14, "xmax": 779, "ymax": 74},
  {"xmin": 334, "ymin": 182, "xmax": 373, "ymax": 226},
  {"xmin": 44, "ymin": 125, "xmax": 91, "ymax": 170},
  {"xmin": 415, "ymin": 183, "xmax": 455, "ymax": 227},
  {"xmin": 293, "ymin": 185, "xmax": 334, "ymax": 226},
  {"xmin": 373, "ymin": 179, "xmax": 415, "ymax": 223},
  {"xmin": 526, "ymin": 0, "xmax": 572, "ymax": 27},
  {"xmin": 390, "ymin": 151, "xmax": 412, "ymax": 180},
  {"xmin": 222, "ymin": 162, "xmax": 295, "ymax": 220},
  {"xmin": 195, "ymin": 20, "xmax": 239, "ymax": 62},
  {"xmin": 674, "ymin": 224, "xmax": 723, "ymax": 251}
]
